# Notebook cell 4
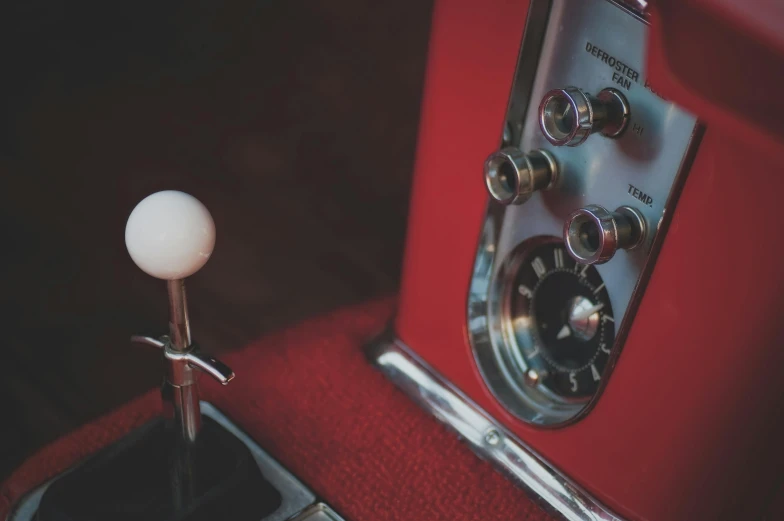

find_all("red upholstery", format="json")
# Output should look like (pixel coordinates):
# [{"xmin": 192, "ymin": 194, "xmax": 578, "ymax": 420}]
[{"xmin": 0, "ymin": 299, "xmax": 552, "ymax": 521}]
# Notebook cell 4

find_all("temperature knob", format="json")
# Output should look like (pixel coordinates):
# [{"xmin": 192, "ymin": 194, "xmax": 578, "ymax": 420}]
[
  {"xmin": 484, "ymin": 147, "xmax": 558, "ymax": 205},
  {"xmin": 563, "ymin": 205, "xmax": 646, "ymax": 265},
  {"xmin": 538, "ymin": 87, "xmax": 630, "ymax": 146}
]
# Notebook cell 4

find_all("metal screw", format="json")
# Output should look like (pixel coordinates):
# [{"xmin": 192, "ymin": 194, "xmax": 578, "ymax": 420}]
[{"xmin": 484, "ymin": 429, "xmax": 501, "ymax": 446}]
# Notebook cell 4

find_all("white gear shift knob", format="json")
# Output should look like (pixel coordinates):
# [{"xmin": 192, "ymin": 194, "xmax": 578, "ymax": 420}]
[{"xmin": 125, "ymin": 190, "xmax": 216, "ymax": 280}]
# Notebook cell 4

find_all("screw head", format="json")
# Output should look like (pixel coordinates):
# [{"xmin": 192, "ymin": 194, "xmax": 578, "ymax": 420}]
[{"xmin": 484, "ymin": 429, "xmax": 501, "ymax": 446}]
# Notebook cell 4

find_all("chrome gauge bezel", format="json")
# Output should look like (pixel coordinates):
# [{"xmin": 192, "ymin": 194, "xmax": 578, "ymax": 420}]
[
  {"xmin": 497, "ymin": 236, "xmax": 613, "ymax": 407},
  {"xmin": 472, "ymin": 221, "xmax": 586, "ymax": 426},
  {"xmin": 503, "ymin": 239, "xmax": 583, "ymax": 407},
  {"xmin": 484, "ymin": 235, "xmax": 612, "ymax": 425}
]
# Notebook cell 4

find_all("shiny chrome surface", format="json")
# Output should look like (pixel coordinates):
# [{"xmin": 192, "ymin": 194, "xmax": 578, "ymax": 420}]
[
  {"xmin": 484, "ymin": 148, "xmax": 558, "ymax": 205},
  {"xmin": 131, "ymin": 335, "xmax": 235, "ymax": 386},
  {"xmin": 480, "ymin": 235, "xmax": 590, "ymax": 424},
  {"xmin": 133, "ymin": 281, "xmax": 235, "ymax": 508},
  {"xmin": 502, "ymin": 0, "xmax": 553, "ymax": 149},
  {"xmin": 130, "ymin": 335, "xmax": 166, "ymax": 349},
  {"xmin": 292, "ymin": 504, "xmax": 346, "ymax": 521},
  {"xmin": 133, "ymin": 281, "xmax": 235, "ymax": 446},
  {"xmin": 595, "ymin": 88, "xmax": 630, "ymax": 137},
  {"xmin": 616, "ymin": 0, "xmax": 648, "ymax": 18},
  {"xmin": 563, "ymin": 205, "xmax": 645, "ymax": 264},
  {"xmin": 167, "ymin": 348, "xmax": 236, "ymax": 385},
  {"xmin": 166, "ymin": 278, "xmax": 202, "ymax": 444},
  {"xmin": 468, "ymin": 0, "xmax": 701, "ymax": 425},
  {"xmin": 6, "ymin": 403, "xmax": 317, "ymax": 521},
  {"xmin": 132, "ymin": 329, "xmax": 236, "ymax": 500},
  {"xmin": 567, "ymin": 297, "xmax": 601, "ymax": 341},
  {"xmin": 502, "ymin": 122, "xmax": 514, "ymax": 147},
  {"xmin": 539, "ymin": 87, "xmax": 596, "ymax": 146},
  {"xmin": 167, "ymin": 279, "xmax": 193, "ymax": 349},
  {"xmin": 367, "ymin": 335, "xmax": 624, "ymax": 521},
  {"xmin": 539, "ymin": 87, "xmax": 629, "ymax": 146}
]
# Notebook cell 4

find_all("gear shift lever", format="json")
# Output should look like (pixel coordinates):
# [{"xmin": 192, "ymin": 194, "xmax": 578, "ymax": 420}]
[
  {"xmin": 30, "ymin": 191, "xmax": 283, "ymax": 521},
  {"xmin": 126, "ymin": 190, "xmax": 234, "ymax": 440},
  {"xmin": 125, "ymin": 190, "xmax": 234, "ymax": 503}
]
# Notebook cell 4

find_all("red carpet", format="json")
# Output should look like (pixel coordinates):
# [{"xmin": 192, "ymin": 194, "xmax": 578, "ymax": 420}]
[{"xmin": 0, "ymin": 299, "xmax": 551, "ymax": 521}]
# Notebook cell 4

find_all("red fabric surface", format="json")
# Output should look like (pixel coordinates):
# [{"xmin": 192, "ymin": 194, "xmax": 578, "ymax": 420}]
[{"xmin": 0, "ymin": 299, "xmax": 552, "ymax": 521}]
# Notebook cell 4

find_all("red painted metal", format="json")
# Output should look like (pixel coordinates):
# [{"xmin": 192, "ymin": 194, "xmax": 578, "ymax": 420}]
[
  {"xmin": 648, "ymin": 0, "xmax": 784, "ymax": 157},
  {"xmin": 394, "ymin": 1, "xmax": 784, "ymax": 520}
]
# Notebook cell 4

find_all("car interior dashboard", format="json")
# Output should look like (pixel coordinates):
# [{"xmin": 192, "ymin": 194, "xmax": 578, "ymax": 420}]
[{"xmin": 1, "ymin": 1, "xmax": 783, "ymax": 521}]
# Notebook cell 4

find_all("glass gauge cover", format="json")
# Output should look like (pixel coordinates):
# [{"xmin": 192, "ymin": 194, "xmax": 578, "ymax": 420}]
[{"xmin": 504, "ymin": 237, "xmax": 615, "ymax": 400}]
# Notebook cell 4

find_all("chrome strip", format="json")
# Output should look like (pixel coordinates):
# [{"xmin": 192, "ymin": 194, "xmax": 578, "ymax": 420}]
[{"xmin": 367, "ymin": 334, "xmax": 625, "ymax": 521}]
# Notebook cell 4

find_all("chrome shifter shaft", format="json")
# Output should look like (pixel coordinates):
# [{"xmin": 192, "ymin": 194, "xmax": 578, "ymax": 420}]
[{"xmin": 130, "ymin": 280, "xmax": 234, "ymax": 443}]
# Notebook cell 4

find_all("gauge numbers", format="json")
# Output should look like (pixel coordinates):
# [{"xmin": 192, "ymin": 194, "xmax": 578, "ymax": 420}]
[{"xmin": 507, "ymin": 237, "xmax": 615, "ymax": 399}]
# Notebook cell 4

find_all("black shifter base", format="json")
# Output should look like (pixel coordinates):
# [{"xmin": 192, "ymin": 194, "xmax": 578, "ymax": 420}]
[{"xmin": 35, "ymin": 416, "xmax": 281, "ymax": 521}]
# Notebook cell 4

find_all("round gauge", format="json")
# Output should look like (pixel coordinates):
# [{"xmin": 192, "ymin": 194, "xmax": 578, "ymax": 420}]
[{"xmin": 503, "ymin": 236, "xmax": 615, "ymax": 400}]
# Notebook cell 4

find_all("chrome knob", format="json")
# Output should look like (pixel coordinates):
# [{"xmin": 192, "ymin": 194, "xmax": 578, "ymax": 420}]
[
  {"xmin": 563, "ymin": 205, "xmax": 646, "ymax": 265},
  {"xmin": 539, "ymin": 87, "xmax": 630, "ymax": 146},
  {"xmin": 484, "ymin": 147, "xmax": 558, "ymax": 205}
]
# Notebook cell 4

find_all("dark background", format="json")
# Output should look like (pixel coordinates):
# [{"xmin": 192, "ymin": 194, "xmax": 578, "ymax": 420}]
[{"xmin": 0, "ymin": 0, "xmax": 432, "ymax": 478}]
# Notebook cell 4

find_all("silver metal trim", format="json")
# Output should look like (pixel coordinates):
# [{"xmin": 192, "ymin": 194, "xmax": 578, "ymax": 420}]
[
  {"xmin": 563, "ymin": 205, "xmax": 646, "ymax": 265},
  {"xmin": 468, "ymin": 0, "xmax": 703, "ymax": 427},
  {"xmin": 131, "ymin": 335, "xmax": 235, "ymax": 386},
  {"xmin": 292, "ymin": 503, "xmax": 347, "ymax": 521},
  {"xmin": 539, "ymin": 87, "xmax": 597, "ymax": 147},
  {"xmin": 501, "ymin": 0, "xmax": 553, "ymax": 147},
  {"xmin": 492, "ymin": 236, "xmax": 592, "ymax": 421},
  {"xmin": 5, "ymin": 403, "xmax": 317, "ymax": 521},
  {"xmin": 367, "ymin": 334, "xmax": 624, "ymax": 521},
  {"xmin": 613, "ymin": 0, "xmax": 648, "ymax": 19},
  {"xmin": 595, "ymin": 88, "xmax": 630, "ymax": 138},
  {"xmin": 538, "ymin": 87, "xmax": 629, "ymax": 146},
  {"xmin": 484, "ymin": 148, "xmax": 559, "ymax": 205},
  {"xmin": 165, "ymin": 278, "xmax": 203, "ymax": 444}
]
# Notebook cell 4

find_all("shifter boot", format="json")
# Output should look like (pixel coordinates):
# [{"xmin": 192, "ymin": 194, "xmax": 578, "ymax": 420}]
[{"xmin": 36, "ymin": 416, "xmax": 281, "ymax": 521}]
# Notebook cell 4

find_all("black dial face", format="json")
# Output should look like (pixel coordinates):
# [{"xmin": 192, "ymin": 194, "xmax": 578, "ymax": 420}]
[{"xmin": 506, "ymin": 237, "xmax": 615, "ymax": 400}]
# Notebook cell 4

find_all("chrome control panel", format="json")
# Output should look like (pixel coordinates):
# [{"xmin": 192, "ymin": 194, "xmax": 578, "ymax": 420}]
[{"xmin": 468, "ymin": 0, "xmax": 700, "ymax": 426}]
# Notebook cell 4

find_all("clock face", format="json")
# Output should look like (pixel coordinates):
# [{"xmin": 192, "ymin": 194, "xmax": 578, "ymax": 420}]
[{"xmin": 504, "ymin": 237, "xmax": 615, "ymax": 400}]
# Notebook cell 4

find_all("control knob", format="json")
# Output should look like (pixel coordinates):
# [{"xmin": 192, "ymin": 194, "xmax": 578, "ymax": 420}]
[
  {"xmin": 484, "ymin": 147, "xmax": 558, "ymax": 205},
  {"xmin": 539, "ymin": 87, "xmax": 630, "ymax": 146},
  {"xmin": 563, "ymin": 205, "xmax": 646, "ymax": 265}
]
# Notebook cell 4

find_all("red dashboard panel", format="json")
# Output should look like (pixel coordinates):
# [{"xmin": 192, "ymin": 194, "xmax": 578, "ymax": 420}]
[
  {"xmin": 647, "ymin": 0, "xmax": 784, "ymax": 157},
  {"xmin": 395, "ymin": 1, "xmax": 784, "ymax": 520}
]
